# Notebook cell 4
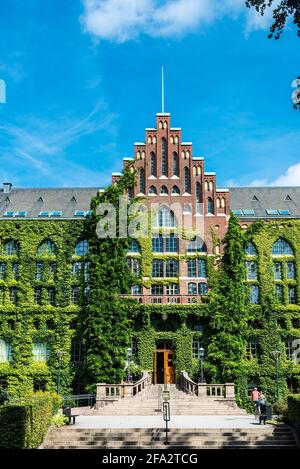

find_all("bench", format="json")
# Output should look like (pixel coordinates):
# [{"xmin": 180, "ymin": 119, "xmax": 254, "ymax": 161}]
[{"xmin": 63, "ymin": 406, "xmax": 79, "ymax": 425}]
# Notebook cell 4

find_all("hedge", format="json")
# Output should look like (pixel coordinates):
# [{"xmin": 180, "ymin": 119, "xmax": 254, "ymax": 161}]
[
  {"xmin": 287, "ymin": 394, "xmax": 300, "ymax": 434},
  {"xmin": 0, "ymin": 393, "xmax": 61, "ymax": 448}
]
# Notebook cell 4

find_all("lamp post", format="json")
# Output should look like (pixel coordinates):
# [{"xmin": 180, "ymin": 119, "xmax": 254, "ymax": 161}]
[
  {"xmin": 56, "ymin": 351, "xmax": 66, "ymax": 395},
  {"xmin": 198, "ymin": 347, "xmax": 205, "ymax": 384},
  {"xmin": 270, "ymin": 350, "xmax": 281, "ymax": 401},
  {"xmin": 126, "ymin": 347, "xmax": 133, "ymax": 383}
]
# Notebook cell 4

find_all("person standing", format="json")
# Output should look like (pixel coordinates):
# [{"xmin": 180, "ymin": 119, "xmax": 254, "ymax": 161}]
[{"xmin": 251, "ymin": 387, "xmax": 261, "ymax": 415}]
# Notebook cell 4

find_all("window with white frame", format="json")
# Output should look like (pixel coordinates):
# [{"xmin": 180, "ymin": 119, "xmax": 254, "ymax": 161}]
[
  {"xmin": 32, "ymin": 342, "xmax": 49, "ymax": 362},
  {"xmin": 0, "ymin": 339, "xmax": 12, "ymax": 362}
]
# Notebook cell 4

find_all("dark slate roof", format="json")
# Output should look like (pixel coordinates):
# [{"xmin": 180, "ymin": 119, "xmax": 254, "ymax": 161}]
[
  {"xmin": 229, "ymin": 187, "xmax": 300, "ymax": 219},
  {"xmin": 0, "ymin": 187, "xmax": 101, "ymax": 219}
]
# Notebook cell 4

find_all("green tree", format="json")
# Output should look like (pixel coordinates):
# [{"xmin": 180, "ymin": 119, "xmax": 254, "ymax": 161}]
[
  {"xmin": 82, "ymin": 166, "xmax": 136, "ymax": 390},
  {"xmin": 246, "ymin": 0, "xmax": 300, "ymax": 109},
  {"xmin": 206, "ymin": 214, "xmax": 249, "ymax": 407}
]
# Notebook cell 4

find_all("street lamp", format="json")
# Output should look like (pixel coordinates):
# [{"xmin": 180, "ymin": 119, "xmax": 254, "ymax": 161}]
[
  {"xmin": 198, "ymin": 347, "xmax": 205, "ymax": 384},
  {"xmin": 270, "ymin": 350, "xmax": 281, "ymax": 401},
  {"xmin": 126, "ymin": 347, "xmax": 133, "ymax": 383},
  {"xmin": 56, "ymin": 351, "xmax": 66, "ymax": 395}
]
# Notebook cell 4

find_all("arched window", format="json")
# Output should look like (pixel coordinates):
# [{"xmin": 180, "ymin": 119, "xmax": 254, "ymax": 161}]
[
  {"xmin": 193, "ymin": 166, "xmax": 196, "ymax": 176},
  {"xmin": 187, "ymin": 237, "xmax": 207, "ymax": 253},
  {"xmin": 272, "ymin": 239, "xmax": 294, "ymax": 256},
  {"xmin": 183, "ymin": 204, "xmax": 192, "ymax": 214},
  {"xmin": 184, "ymin": 167, "xmax": 190, "ymax": 193},
  {"xmin": 188, "ymin": 282, "xmax": 197, "ymax": 295},
  {"xmin": 148, "ymin": 186, "xmax": 157, "ymax": 195},
  {"xmin": 209, "ymin": 181, "xmax": 213, "ymax": 191},
  {"xmin": 196, "ymin": 182, "xmax": 201, "ymax": 204},
  {"xmin": 139, "ymin": 168, "xmax": 145, "ymax": 194},
  {"xmin": 245, "ymin": 242, "xmax": 257, "ymax": 255},
  {"xmin": 204, "ymin": 181, "xmax": 208, "ymax": 191},
  {"xmin": 160, "ymin": 186, "xmax": 168, "ymax": 195},
  {"xmin": 3, "ymin": 240, "xmax": 19, "ymax": 256},
  {"xmin": 156, "ymin": 207, "xmax": 176, "ymax": 227},
  {"xmin": 38, "ymin": 240, "xmax": 55, "ymax": 255},
  {"xmin": 198, "ymin": 283, "xmax": 208, "ymax": 295},
  {"xmin": 171, "ymin": 185, "xmax": 180, "ymax": 195},
  {"xmin": 129, "ymin": 239, "xmax": 140, "ymax": 253},
  {"xmin": 216, "ymin": 198, "xmax": 221, "ymax": 208},
  {"xmin": 161, "ymin": 138, "xmax": 167, "ymax": 176},
  {"xmin": 221, "ymin": 197, "xmax": 226, "ymax": 208},
  {"xmin": 150, "ymin": 152, "xmax": 156, "ymax": 177},
  {"xmin": 173, "ymin": 152, "xmax": 179, "ymax": 176},
  {"xmin": 207, "ymin": 198, "xmax": 214, "ymax": 214},
  {"xmin": 75, "ymin": 240, "xmax": 89, "ymax": 256}
]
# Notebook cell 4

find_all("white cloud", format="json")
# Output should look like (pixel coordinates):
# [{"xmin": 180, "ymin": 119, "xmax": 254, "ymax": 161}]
[
  {"xmin": 272, "ymin": 163, "xmax": 300, "ymax": 186},
  {"xmin": 248, "ymin": 163, "xmax": 300, "ymax": 187},
  {"xmin": 81, "ymin": 0, "xmax": 273, "ymax": 42}
]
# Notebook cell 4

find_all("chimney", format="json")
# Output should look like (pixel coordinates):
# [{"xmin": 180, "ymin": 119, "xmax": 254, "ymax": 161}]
[{"xmin": 3, "ymin": 183, "xmax": 12, "ymax": 193}]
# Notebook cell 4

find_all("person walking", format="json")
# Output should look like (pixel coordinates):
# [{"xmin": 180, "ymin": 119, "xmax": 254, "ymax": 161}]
[
  {"xmin": 251, "ymin": 387, "xmax": 261, "ymax": 417},
  {"xmin": 258, "ymin": 392, "xmax": 267, "ymax": 424}
]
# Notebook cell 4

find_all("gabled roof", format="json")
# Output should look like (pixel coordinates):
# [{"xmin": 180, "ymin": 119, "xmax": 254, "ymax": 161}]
[{"xmin": 229, "ymin": 187, "xmax": 300, "ymax": 218}]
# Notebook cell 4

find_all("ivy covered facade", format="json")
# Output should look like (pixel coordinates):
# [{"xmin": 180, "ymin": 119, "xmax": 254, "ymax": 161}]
[{"xmin": 0, "ymin": 112, "xmax": 299, "ymax": 404}]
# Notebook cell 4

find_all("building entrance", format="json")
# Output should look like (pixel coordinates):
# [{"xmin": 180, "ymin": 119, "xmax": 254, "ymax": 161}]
[{"xmin": 154, "ymin": 341, "xmax": 175, "ymax": 384}]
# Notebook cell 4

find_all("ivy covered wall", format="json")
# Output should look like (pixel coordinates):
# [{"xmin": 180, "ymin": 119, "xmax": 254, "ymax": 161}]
[{"xmin": 0, "ymin": 219, "xmax": 86, "ymax": 397}]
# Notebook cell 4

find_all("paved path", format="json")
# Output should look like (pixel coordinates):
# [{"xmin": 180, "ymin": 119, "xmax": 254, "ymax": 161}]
[{"xmin": 74, "ymin": 414, "xmax": 268, "ymax": 429}]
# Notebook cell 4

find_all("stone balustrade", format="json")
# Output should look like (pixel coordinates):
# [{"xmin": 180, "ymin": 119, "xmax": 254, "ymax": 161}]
[
  {"xmin": 95, "ymin": 371, "xmax": 151, "ymax": 409},
  {"xmin": 181, "ymin": 371, "xmax": 235, "ymax": 399}
]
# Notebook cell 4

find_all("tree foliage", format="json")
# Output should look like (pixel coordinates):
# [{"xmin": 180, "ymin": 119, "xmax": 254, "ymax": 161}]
[
  {"xmin": 246, "ymin": 0, "xmax": 300, "ymax": 39},
  {"xmin": 82, "ymin": 166, "xmax": 136, "ymax": 389},
  {"xmin": 206, "ymin": 215, "xmax": 249, "ymax": 407}
]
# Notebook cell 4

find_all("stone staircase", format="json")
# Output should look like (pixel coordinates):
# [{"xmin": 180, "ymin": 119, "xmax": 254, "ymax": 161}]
[
  {"xmin": 86, "ymin": 384, "xmax": 247, "ymax": 416},
  {"xmin": 41, "ymin": 425, "xmax": 298, "ymax": 449}
]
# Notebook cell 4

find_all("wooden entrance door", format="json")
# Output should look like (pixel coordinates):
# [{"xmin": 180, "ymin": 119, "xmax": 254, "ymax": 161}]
[{"xmin": 154, "ymin": 341, "xmax": 175, "ymax": 384}]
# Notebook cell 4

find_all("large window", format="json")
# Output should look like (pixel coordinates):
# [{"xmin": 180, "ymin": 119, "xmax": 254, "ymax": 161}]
[
  {"xmin": 152, "ymin": 234, "xmax": 178, "ymax": 253},
  {"xmin": 187, "ymin": 259, "xmax": 207, "ymax": 278},
  {"xmin": 245, "ymin": 242, "xmax": 257, "ymax": 255},
  {"xmin": 127, "ymin": 258, "xmax": 140, "ymax": 276},
  {"xmin": 165, "ymin": 259, "xmax": 178, "ymax": 277},
  {"xmin": 72, "ymin": 341, "xmax": 86, "ymax": 364},
  {"xmin": 38, "ymin": 240, "xmax": 55, "ymax": 255},
  {"xmin": 3, "ymin": 240, "xmax": 19, "ymax": 256},
  {"xmin": 152, "ymin": 260, "xmax": 164, "ymax": 277},
  {"xmin": 287, "ymin": 262, "xmax": 296, "ymax": 279},
  {"xmin": 0, "ymin": 263, "xmax": 6, "ymax": 280},
  {"xmin": 155, "ymin": 207, "xmax": 176, "ymax": 227},
  {"xmin": 150, "ymin": 152, "xmax": 156, "ymax": 177},
  {"xmin": 151, "ymin": 284, "xmax": 164, "ymax": 295},
  {"xmin": 10, "ymin": 287, "xmax": 18, "ymax": 304},
  {"xmin": 161, "ymin": 138, "xmax": 167, "ymax": 176},
  {"xmin": 188, "ymin": 282, "xmax": 197, "ymax": 295},
  {"xmin": 36, "ymin": 262, "xmax": 44, "ymax": 281},
  {"xmin": 32, "ymin": 343, "xmax": 49, "ymax": 362},
  {"xmin": 207, "ymin": 197, "xmax": 214, "ymax": 214},
  {"xmin": 288, "ymin": 286, "xmax": 296, "ymax": 304},
  {"xmin": 0, "ymin": 340, "xmax": 12, "ymax": 362},
  {"xmin": 166, "ymin": 283, "xmax": 179, "ymax": 295},
  {"xmin": 139, "ymin": 168, "xmax": 145, "ymax": 193},
  {"xmin": 132, "ymin": 285, "xmax": 142, "ymax": 295},
  {"xmin": 272, "ymin": 239, "xmax": 293, "ymax": 255},
  {"xmin": 246, "ymin": 339, "xmax": 258, "ymax": 359},
  {"xmin": 129, "ymin": 239, "xmax": 140, "ymax": 253},
  {"xmin": 173, "ymin": 152, "xmax": 179, "ymax": 176},
  {"xmin": 198, "ymin": 283, "xmax": 208, "ymax": 295},
  {"xmin": 246, "ymin": 261, "xmax": 257, "ymax": 280},
  {"xmin": 75, "ymin": 240, "xmax": 89, "ymax": 256},
  {"xmin": 273, "ymin": 262, "xmax": 282, "ymax": 280},
  {"xmin": 184, "ymin": 167, "xmax": 190, "ymax": 193}
]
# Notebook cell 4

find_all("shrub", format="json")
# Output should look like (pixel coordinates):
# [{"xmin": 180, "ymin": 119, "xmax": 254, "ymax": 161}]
[
  {"xmin": 50, "ymin": 414, "xmax": 68, "ymax": 426},
  {"xmin": 287, "ymin": 394, "xmax": 300, "ymax": 433},
  {"xmin": 0, "ymin": 392, "xmax": 60, "ymax": 448},
  {"xmin": 273, "ymin": 399, "xmax": 288, "ymax": 422}
]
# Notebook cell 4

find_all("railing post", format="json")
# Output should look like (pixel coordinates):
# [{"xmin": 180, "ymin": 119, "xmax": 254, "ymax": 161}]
[
  {"xmin": 225, "ymin": 383, "xmax": 235, "ymax": 399},
  {"xmin": 197, "ymin": 383, "xmax": 207, "ymax": 397}
]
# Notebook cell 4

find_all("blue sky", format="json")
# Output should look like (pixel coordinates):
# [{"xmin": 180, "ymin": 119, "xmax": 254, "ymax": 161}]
[{"xmin": 0, "ymin": 0, "xmax": 299, "ymax": 188}]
